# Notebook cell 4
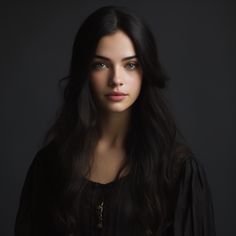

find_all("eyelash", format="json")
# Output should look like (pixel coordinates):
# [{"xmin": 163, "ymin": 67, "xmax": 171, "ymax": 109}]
[
  {"xmin": 126, "ymin": 62, "xmax": 139, "ymax": 70},
  {"xmin": 91, "ymin": 61, "xmax": 139, "ymax": 71},
  {"xmin": 92, "ymin": 62, "xmax": 108, "ymax": 70}
]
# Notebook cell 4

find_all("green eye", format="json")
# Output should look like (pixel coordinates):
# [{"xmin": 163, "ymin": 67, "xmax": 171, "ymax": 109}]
[
  {"xmin": 126, "ymin": 62, "xmax": 139, "ymax": 70},
  {"xmin": 92, "ymin": 62, "xmax": 108, "ymax": 70}
]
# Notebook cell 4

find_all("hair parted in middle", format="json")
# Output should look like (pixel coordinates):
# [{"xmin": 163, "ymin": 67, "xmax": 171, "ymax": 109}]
[{"xmin": 42, "ymin": 5, "xmax": 192, "ymax": 235}]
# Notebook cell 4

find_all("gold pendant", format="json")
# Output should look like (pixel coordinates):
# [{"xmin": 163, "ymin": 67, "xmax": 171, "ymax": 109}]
[{"xmin": 96, "ymin": 201, "xmax": 104, "ymax": 228}]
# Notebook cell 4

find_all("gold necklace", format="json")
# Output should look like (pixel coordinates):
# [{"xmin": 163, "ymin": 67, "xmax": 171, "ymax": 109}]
[{"xmin": 96, "ymin": 200, "xmax": 104, "ymax": 229}]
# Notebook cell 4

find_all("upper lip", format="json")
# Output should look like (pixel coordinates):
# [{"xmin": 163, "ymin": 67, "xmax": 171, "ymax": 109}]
[{"xmin": 106, "ymin": 91, "xmax": 127, "ymax": 96}]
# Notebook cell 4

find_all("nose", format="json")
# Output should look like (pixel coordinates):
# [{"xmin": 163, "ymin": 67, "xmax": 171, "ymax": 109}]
[{"xmin": 108, "ymin": 66, "xmax": 124, "ymax": 87}]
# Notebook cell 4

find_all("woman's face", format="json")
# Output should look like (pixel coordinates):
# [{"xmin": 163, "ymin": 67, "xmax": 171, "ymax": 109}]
[{"xmin": 89, "ymin": 30, "xmax": 143, "ymax": 114}]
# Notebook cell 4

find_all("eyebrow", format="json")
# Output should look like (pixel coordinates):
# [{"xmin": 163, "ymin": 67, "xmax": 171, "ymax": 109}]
[{"xmin": 93, "ymin": 54, "xmax": 138, "ymax": 61}]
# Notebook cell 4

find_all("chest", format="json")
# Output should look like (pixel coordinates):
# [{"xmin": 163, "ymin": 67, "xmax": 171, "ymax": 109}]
[
  {"xmin": 87, "ymin": 147, "xmax": 128, "ymax": 184},
  {"xmin": 77, "ymin": 179, "xmax": 152, "ymax": 236}
]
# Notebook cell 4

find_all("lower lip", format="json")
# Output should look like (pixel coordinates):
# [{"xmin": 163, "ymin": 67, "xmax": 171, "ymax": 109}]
[{"xmin": 106, "ymin": 95, "xmax": 127, "ymax": 101}]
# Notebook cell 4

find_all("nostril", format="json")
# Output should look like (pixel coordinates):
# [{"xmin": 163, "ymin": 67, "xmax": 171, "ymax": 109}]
[{"xmin": 109, "ymin": 78, "xmax": 124, "ymax": 87}]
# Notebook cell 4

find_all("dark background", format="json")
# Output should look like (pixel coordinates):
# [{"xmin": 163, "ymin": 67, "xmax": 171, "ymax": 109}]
[{"xmin": 1, "ymin": 1, "xmax": 235, "ymax": 235}]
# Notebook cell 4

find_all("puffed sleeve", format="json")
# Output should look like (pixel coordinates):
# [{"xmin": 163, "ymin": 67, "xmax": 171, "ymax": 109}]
[
  {"xmin": 15, "ymin": 150, "xmax": 41, "ymax": 235},
  {"xmin": 14, "ymin": 145, "xmax": 57, "ymax": 236},
  {"xmin": 173, "ymin": 156, "xmax": 216, "ymax": 236}
]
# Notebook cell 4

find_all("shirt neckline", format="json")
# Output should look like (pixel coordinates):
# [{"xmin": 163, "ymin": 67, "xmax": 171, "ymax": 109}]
[{"xmin": 82, "ymin": 173, "xmax": 129, "ymax": 188}]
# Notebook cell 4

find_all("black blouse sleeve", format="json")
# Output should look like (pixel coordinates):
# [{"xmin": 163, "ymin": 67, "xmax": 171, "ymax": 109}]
[
  {"xmin": 173, "ymin": 156, "xmax": 216, "ymax": 236},
  {"xmin": 15, "ymin": 150, "xmax": 41, "ymax": 236},
  {"xmin": 14, "ymin": 146, "xmax": 55, "ymax": 236}
]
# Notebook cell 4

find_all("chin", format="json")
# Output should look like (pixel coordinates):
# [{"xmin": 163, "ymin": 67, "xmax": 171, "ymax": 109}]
[{"xmin": 102, "ymin": 104, "xmax": 132, "ymax": 113}]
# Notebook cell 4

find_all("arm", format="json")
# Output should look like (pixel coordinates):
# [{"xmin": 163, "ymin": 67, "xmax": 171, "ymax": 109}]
[{"xmin": 173, "ymin": 156, "xmax": 216, "ymax": 236}]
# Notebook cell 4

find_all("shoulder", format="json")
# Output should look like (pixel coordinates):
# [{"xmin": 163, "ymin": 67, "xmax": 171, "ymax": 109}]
[
  {"xmin": 170, "ymin": 142, "xmax": 194, "ymax": 180},
  {"xmin": 170, "ymin": 143, "xmax": 209, "ymax": 189},
  {"xmin": 174, "ymin": 153, "xmax": 213, "ymax": 204},
  {"xmin": 26, "ymin": 140, "xmax": 60, "ymax": 185},
  {"xmin": 32, "ymin": 140, "xmax": 58, "ymax": 167},
  {"xmin": 23, "ymin": 140, "xmax": 64, "ymax": 200},
  {"xmin": 179, "ymin": 155, "xmax": 211, "ymax": 190},
  {"xmin": 179, "ymin": 154, "xmax": 207, "ymax": 180},
  {"xmin": 172, "ymin": 155, "xmax": 216, "ymax": 235}
]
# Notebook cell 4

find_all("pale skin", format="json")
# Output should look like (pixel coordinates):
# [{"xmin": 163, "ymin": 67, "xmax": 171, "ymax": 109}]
[{"xmin": 87, "ymin": 30, "xmax": 143, "ymax": 184}]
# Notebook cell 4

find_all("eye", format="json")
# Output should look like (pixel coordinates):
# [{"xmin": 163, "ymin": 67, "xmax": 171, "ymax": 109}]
[
  {"xmin": 125, "ymin": 62, "xmax": 139, "ymax": 70},
  {"xmin": 91, "ymin": 62, "xmax": 108, "ymax": 70}
]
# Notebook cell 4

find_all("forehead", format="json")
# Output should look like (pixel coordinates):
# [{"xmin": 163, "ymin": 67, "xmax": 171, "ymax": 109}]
[{"xmin": 95, "ymin": 30, "xmax": 136, "ymax": 59}]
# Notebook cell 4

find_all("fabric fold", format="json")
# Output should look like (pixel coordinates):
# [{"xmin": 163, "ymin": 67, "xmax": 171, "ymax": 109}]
[{"xmin": 173, "ymin": 157, "xmax": 216, "ymax": 236}]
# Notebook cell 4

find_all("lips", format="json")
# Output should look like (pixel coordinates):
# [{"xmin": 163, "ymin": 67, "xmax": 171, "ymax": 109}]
[
  {"xmin": 106, "ymin": 91, "xmax": 127, "ymax": 96},
  {"xmin": 105, "ymin": 91, "xmax": 128, "ymax": 102}
]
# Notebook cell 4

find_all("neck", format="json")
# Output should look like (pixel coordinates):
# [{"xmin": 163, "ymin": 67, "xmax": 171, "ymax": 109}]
[{"xmin": 98, "ymin": 109, "xmax": 131, "ymax": 149}]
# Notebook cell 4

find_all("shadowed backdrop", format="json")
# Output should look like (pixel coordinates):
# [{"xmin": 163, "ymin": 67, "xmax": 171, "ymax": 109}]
[{"xmin": 1, "ymin": 1, "xmax": 235, "ymax": 235}]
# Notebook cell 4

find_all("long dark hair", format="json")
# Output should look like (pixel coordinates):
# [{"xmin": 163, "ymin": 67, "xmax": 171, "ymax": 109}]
[{"xmin": 41, "ymin": 5, "xmax": 192, "ymax": 235}]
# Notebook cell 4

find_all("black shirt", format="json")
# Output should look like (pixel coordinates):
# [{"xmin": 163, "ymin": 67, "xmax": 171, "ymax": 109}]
[{"xmin": 14, "ymin": 145, "xmax": 216, "ymax": 236}]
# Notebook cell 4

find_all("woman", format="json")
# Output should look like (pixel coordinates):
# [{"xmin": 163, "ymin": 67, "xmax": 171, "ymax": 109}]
[{"xmin": 15, "ymin": 5, "xmax": 216, "ymax": 236}]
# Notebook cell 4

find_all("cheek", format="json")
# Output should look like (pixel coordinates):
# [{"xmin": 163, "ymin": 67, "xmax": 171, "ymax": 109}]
[
  {"xmin": 129, "ymin": 76, "xmax": 142, "ymax": 97},
  {"xmin": 89, "ymin": 73, "xmax": 106, "ymax": 92}
]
